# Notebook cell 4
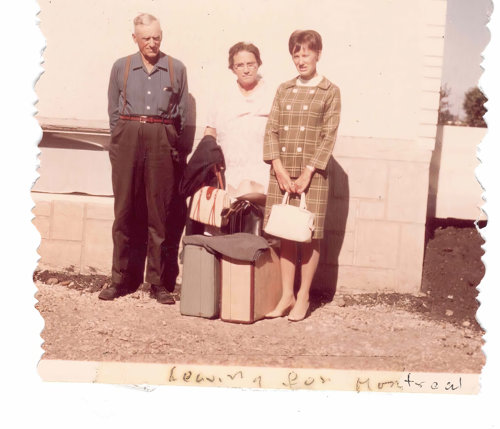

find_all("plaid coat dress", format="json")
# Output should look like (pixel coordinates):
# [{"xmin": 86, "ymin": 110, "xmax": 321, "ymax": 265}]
[{"xmin": 263, "ymin": 76, "xmax": 341, "ymax": 239}]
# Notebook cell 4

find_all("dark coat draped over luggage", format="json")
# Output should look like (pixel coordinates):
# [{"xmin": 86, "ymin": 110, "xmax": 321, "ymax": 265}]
[{"xmin": 179, "ymin": 135, "xmax": 226, "ymax": 197}]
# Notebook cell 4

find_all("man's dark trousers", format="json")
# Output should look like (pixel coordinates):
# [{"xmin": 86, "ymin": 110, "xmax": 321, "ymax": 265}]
[
  {"xmin": 163, "ymin": 155, "xmax": 187, "ymax": 291},
  {"xmin": 109, "ymin": 119, "xmax": 175, "ymax": 291}
]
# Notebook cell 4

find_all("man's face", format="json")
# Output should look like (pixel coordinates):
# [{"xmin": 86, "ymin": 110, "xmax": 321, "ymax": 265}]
[{"xmin": 133, "ymin": 21, "xmax": 162, "ymax": 62}]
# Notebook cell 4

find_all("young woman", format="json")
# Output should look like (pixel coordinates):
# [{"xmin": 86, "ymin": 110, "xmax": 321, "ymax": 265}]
[{"xmin": 264, "ymin": 30, "xmax": 341, "ymax": 321}]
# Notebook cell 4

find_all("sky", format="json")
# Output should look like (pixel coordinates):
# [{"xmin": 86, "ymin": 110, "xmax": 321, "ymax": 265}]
[{"xmin": 441, "ymin": 0, "xmax": 492, "ymax": 117}]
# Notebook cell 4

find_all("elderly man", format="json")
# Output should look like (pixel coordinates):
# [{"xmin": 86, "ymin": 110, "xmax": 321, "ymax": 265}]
[{"xmin": 100, "ymin": 13, "xmax": 188, "ymax": 304}]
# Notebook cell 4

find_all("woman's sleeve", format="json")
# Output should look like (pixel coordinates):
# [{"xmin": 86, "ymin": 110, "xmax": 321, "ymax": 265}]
[
  {"xmin": 309, "ymin": 85, "xmax": 341, "ymax": 171},
  {"xmin": 263, "ymin": 86, "xmax": 282, "ymax": 163}
]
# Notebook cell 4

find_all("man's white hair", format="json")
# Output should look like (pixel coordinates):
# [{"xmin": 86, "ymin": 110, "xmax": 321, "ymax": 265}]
[{"xmin": 133, "ymin": 13, "xmax": 160, "ymax": 28}]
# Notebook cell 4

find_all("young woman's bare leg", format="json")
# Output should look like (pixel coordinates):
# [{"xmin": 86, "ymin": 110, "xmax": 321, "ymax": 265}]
[
  {"xmin": 265, "ymin": 239, "xmax": 297, "ymax": 318},
  {"xmin": 288, "ymin": 239, "xmax": 320, "ymax": 321}
]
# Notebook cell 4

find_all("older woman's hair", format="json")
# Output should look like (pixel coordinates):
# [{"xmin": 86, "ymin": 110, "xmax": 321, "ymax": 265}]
[
  {"xmin": 228, "ymin": 42, "xmax": 263, "ymax": 69},
  {"xmin": 288, "ymin": 30, "xmax": 322, "ymax": 55},
  {"xmin": 133, "ymin": 13, "xmax": 159, "ymax": 27}
]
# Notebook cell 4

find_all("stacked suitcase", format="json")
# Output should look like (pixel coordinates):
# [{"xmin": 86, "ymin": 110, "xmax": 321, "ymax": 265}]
[
  {"xmin": 220, "ymin": 247, "xmax": 281, "ymax": 323},
  {"xmin": 179, "ymin": 244, "xmax": 220, "ymax": 319},
  {"xmin": 180, "ymin": 200, "xmax": 282, "ymax": 323}
]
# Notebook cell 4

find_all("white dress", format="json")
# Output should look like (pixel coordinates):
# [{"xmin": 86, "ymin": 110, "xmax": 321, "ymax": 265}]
[{"xmin": 206, "ymin": 78, "xmax": 274, "ymax": 195}]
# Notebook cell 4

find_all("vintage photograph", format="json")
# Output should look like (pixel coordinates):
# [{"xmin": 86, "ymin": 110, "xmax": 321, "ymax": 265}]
[{"xmin": 31, "ymin": 0, "xmax": 490, "ymax": 393}]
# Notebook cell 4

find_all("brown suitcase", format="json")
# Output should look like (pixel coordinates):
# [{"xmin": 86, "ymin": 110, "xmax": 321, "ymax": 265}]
[{"xmin": 220, "ymin": 247, "xmax": 282, "ymax": 323}]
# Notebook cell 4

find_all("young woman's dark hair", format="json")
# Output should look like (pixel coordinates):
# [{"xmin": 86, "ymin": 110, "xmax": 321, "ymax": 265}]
[{"xmin": 288, "ymin": 30, "xmax": 323, "ymax": 55}]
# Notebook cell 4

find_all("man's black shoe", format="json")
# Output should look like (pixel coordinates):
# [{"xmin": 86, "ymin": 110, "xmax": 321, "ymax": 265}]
[
  {"xmin": 98, "ymin": 283, "xmax": 127, "ymax": 301},
  {"xmin": 152, "ymin": 286, "xmax": 176, "ymax": 305}
]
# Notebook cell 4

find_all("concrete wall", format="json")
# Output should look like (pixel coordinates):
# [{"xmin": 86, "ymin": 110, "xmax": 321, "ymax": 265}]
[
  {"xmin": 35, "ymin": 125, "xmax": 485, "ymax": 293},
  {"xmin": 428, "ymin": 125, "xmax": 486, "ymax": 221},
  {"xmin": 33, "ymin": 0, "xmax": 449, "ymax": 294},
  {"xmin": 319, "ymin": 137, "xmax": 432, "ymax": 294},
  {"xmin": 33, "ymin": 134, "xmax": 433, "ymax": 294},
  {"xmin": 33, "ymin": 193, "xmax": 114, "ymax": 275}
]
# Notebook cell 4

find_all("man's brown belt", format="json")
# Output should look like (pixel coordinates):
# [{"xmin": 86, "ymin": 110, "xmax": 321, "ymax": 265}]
[{"xmin": 119, "ymin": 115, "xmax": 174, "ymax": 125}]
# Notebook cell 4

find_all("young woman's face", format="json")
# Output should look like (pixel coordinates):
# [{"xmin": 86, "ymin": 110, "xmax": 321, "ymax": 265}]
[{"xmin": 292, "ymin": 46, "xmax": 321, "ymax": 80}]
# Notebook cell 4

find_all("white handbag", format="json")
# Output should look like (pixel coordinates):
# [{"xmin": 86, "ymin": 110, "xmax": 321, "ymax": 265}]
[
  {"xmin": 264, "ymin": 192, "xmax": 315, "ymax": 242},
  {"xmin": 189, "ymin": 185, "xmax": 231, "ymax": 228}
]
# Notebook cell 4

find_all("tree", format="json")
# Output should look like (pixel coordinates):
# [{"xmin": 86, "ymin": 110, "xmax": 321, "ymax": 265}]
[
  {"xmin": 463, "ymin": 87, "xmax": 487, "ymax": 127},
  {"xmin": 438, "ymin": 85, "xmax": 457, "ymax": 125}
]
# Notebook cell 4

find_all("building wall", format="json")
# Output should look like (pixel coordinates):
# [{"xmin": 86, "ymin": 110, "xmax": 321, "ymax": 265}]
[
  {"xmin": 428, "ymin": 125, "xmax": 486, "ymax": 221},
  {"xmin": 34, "ymin": 0, "xmax": 449, "ymax": 294},
  {"xmin": 33, "ymin": 125, "xmax": 485, "ymax": 293},
  {"xmin": 33, "ymin": 134, "xmax": 433, "ymax": 294},
  {"xmin": 33, "ymin": 193, "xmax": 114, "ymax": 276},
  {"xmin": 36, "ymin": 0, "xmax": 445, "ymax": 145}
]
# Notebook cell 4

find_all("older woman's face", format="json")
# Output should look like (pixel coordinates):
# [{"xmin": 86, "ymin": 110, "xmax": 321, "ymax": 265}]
[
  {"xmin": 292, "ymin": 46, "xmax": 321, "ymax": 80},
  {"xmin": 232, "ymin": 50, "xmax": 259, "ymax": 87}
]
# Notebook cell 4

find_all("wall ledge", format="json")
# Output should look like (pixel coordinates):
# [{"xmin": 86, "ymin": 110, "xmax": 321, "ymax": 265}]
[{"xmin": 334, "ymin": 136, "xmax": 433, "ymax": 163}]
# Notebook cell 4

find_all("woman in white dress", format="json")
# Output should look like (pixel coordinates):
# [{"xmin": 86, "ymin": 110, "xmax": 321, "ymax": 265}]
[{"xmin": 204, "ymin": 42, "xmax": 274, "ymax": 197}]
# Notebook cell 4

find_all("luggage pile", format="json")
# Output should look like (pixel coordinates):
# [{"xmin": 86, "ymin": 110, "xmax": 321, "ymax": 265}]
[
  {"xmin": 180, "ymin": 233, "xmax": 282, "ymax": 323},
  {"xmin": 178, "ymin": 136, "xmax": 281, "ymax": 324}
]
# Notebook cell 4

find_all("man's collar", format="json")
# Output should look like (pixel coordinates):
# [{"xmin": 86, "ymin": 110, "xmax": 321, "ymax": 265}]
[
  {"xmin": 131, "ymin": 51, "xmax": 168, "ymax": 71},
  {"xmin": 156, "ymin": 52, "xmax": 169, "ymax": 72},
  {"xmin": 131, "ymin": 52, "xmax": 144, "ymax": 70}
]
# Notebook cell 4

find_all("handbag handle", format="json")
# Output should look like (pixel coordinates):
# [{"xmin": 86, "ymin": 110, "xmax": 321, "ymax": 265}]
[
  {"xmin": 192, "ymin": 190, "xmax": 202, "ymax": 221},
  {"xmin": 213, "ymin": 164, "xmax": 224, "ymax": 190},
  {"xmin": 281, "ymin": 192, "xmax": 307, "ymax": 210},
  {"xmin": 208, "ymin": 189, "xmax": 218, "ymax": 225}
]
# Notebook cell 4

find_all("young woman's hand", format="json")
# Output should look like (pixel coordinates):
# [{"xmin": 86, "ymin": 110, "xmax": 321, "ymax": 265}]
[
  {"xmin": 272, "ymin": 159, "xmax": 295, "ymax": 193},
  {"xmin": 292, "ymin": 166, "xmax": 315, "ymax": 194}
]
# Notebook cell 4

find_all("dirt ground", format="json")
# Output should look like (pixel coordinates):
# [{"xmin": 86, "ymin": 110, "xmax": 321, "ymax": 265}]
[{"xmin": 35, "ymin": 223, "xmax": 485, "ymax": 373}]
